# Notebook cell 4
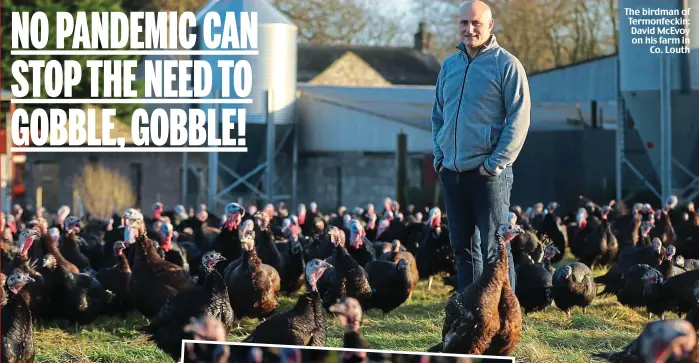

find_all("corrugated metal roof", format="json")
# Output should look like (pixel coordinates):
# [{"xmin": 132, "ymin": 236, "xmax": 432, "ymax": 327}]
[
  {"xmin": 298, "ymin": 84, "xmax": 434, "ymax": 131},
  {"xmin": 298, "ymin": 83, "xmax": 594, "ymax": 132},
  {"xmin": 528, "ymin": 54, "xmax": 619, "ymax": 103},
  {"xmin": 297, "ymin": 44, "xmax": 441, "ymax": 85}
]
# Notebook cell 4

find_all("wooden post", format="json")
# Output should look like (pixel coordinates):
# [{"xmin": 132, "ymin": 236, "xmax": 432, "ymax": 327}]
[
  {"xmin": 396, "ymin": 132, "xmax": 407, "ymax": 211},
  {"xmin": 591, "ymin": 100, "xmax": 598, "ymax": 128}
]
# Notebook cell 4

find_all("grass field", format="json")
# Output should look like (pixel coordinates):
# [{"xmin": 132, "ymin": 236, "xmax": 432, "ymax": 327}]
[{"xmin": 32, "ymin": 254, "xmax": 663, "ymax": 363}]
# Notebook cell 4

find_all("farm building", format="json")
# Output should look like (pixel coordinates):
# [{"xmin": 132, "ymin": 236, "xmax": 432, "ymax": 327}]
[{"xmin": 18, "ymin": 0, "xmax": 699, "ymax": 218}]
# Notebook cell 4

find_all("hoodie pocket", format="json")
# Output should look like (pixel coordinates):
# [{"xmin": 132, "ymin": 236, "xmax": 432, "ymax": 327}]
[
  {"xmin": 485, "ymin": 126, "xmax": 492, "ymax": 150},
  {"xmin": 461, "ymin": 123, "xmax": 493, "ymax": 155}
]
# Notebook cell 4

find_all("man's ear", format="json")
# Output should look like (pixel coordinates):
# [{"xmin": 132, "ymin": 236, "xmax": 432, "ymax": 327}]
[{"xmin": 489, "ymin": 19, "xmax": 494, "ymax": 31}]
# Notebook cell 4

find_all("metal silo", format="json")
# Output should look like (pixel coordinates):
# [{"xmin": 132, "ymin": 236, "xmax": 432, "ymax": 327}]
[
  {"xmin": 194, "ymin": 0, "xmax": 298, "ymax": 211},
  {"xmin": 618, "ymin": 0, "xmax": 699, "ymax": 203},
  {"xmin": 197, "ymin": 0, "xmax": 297, "ymax": 124}
]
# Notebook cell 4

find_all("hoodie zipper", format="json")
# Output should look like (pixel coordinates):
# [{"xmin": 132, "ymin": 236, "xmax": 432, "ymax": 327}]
[{"xmin": 453, "ymin": 46, "xmax": 484, "ymax": 172}]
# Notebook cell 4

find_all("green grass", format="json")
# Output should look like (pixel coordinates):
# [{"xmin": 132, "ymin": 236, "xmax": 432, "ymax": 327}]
[{"xmin": 32, "ymin": 254, "xmax": 665, "ymax": 363}]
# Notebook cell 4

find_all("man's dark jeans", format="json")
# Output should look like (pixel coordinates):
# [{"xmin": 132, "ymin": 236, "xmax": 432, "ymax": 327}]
[{"xmin": 438, "ymin": 165, "xmax": 515, "ymax": 293}]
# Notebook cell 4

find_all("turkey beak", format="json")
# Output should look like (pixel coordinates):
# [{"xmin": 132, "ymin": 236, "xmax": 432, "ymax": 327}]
[
  {"xmin": 513, "ymin": 225, "xmax": 524, "ymax": 234},
  {"xmin": 318, "ymin": 260, "xmax": 333, "ymax": 272}
]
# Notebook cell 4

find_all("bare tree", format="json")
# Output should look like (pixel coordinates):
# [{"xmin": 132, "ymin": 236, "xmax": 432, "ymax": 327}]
[
  {"xmin": 272, "ymin": 0, "xmax": 398, "ymax": 45},
  {"xmin": 540, "ymin": 0, "xmax": 574, "ymax": 68},
  {"xmin": 423, "ymin": 0, "xmax": 617, "ymax": 71},
  {"xmin": 122, "ymin": 0, "xmax": 208, "ymax": 13},
  {"xmin": 75, "ymin": 164, "xmax": 136, "ymax": 220},
  {"xmin": 606, "ymin": 0, "xmax": 619, "ymax": 52}
]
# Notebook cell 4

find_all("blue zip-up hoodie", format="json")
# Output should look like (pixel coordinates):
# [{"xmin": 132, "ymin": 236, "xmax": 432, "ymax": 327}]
[{"xmin": 432, "ymin": 34, "xmax": 531, "ymax": 176}]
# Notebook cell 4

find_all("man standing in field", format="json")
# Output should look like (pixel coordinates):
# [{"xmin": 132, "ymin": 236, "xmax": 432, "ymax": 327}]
[{"xmin": 431, "ymin": 0, "xmax": 531, "ymax": 293}]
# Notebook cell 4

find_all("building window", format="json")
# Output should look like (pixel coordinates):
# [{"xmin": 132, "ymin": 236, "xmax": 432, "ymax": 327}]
[{"xmin": 130, "ymin": 163, "xmax": 142, "ymax": 207}]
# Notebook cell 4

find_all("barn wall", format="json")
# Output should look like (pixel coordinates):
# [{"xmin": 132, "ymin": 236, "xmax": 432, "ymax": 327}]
[
  {"xmin": 295, "ymin": 152, "xmax": 426, "ymax": 213},
  {"xmin": 528, "ymin": 55, "xmax": 619, "ymax": 103},
  {"xmin": 294, "ymin": 129, "xmax": 648, "ymax": 218},
  {"xmin": 507, "ymin": 128, "xmax": 653, "ymax": 216},
  {"xmin": 23, "ymin": 129, "xmax": 653, "ymax": 220},
  {"xmin": 24, "ymin": 152, "xmax": 208, "ymax": 216},
  {"xmin": 298, "ymin": 98, "xmax": 433, "ymax": 153}
]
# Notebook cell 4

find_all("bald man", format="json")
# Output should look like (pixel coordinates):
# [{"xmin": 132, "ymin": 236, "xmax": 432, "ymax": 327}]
[{"xmin": 431, "ymin": 0, "xmax": 531, "ymax": 293}]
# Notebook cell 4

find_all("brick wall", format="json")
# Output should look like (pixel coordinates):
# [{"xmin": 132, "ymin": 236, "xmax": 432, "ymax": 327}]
[
  {"xmin": 295, "ymin": 152, "xmax": 426, "ymax": 213},
  {"xmin": 25, "ymin": 150, "xmax": 428, "ymax": 217},
  {"xmin": 24, "ymin": 152, "xmax": 207, "ymax": 216}
]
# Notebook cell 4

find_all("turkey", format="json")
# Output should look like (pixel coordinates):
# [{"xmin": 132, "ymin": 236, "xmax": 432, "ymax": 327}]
[
  {"xmin": 2, "ymin": 268, "xmax": 36, "ymax": 363},
  {"xmin": 685, "ymin": 282, "xmax": 699, "ymax": 331},
  {"xmin": 657, "ymin": 245, "xmax": 685, "ymax": 278},
  {"xmin": 551, "ymin": 262, "xmax": 596, "ymax": 318},
  {"xmin": 416, "ymin": 207, "xmax": 456, "ymax": 291},
  {"xmin": 328, "ymin": 296, "xmax": 372, "ymax": 350},
  {"xmin": 126, "ymin": 209, "xmax": 194, "ymax": 318},
  {"xmin": 515, "ymin": 261, "xmax": 553, "ymax": 314},
  {"xmin": 242, "ymin": 259, "xmax": 332, "ymax": 345},
  {"xmin": 181, "ymin": 316, "xmax": 230, "ymax": 363},
  {"xmin": 95, "ymin": 241, "xmax": 133, "ymax": 317},
  {"xmin": 596, "ymin": 237, "xmax": 664, "ymax": 296},
  {"xmin": 378, "ymin": 240, "xmax": 419, "ymax": 297},
  {"xmin": 642, "ymin": 264, "xmax": 699, "ymax": 319},
  {"xmin": 223, "ymin": 220, "xmax": 281, "ymax": 320},
  {"xmin": 428, "ymin": 223, "xmax": 524, "ymax": 354},
  {"xmin": 212, "ymin": 203, "xmax": 245, "ymax": 262},
  {"xmin": 593, "ymin": 319, "xmax": 699, "ymax": 363},
  {"xmin": 141, "ymin": 250, "xmax": 233, "ymax": 361},
  {"xmin": 321, "ymin": 226, "xmax": 373, "ymax": 312},
  {"xmin": 364, "ymin": 258, "xmax": 412, "ymax": 315},
  {"xmin": 538, "ymin": 202, "xmax": 566, "ymax": 263},
  {"xmin": 616, "ymin": 264, "xmax": 662, "ymax": 309}
]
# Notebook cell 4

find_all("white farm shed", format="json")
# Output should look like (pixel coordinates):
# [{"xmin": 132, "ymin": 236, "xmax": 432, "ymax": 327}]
[{"xmin": 296, "ymin": 83, "xmax": 588, "ymax": 154}]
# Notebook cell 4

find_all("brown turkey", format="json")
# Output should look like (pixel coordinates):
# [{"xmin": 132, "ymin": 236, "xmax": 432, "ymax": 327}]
[
  {"xmin": 223, "ymin": 219, "xmax": 281, "ymax": 320},
  {"xmin": 125, "ymin": 209, "xmax": 194, "ymax": 318},
  {"xmin": 485, "ymin": 259, "xmax": 523, "ymax": 356},
  {"xmin": 428, "ymin": 223, "xmax": 524, "ymax": 354}
]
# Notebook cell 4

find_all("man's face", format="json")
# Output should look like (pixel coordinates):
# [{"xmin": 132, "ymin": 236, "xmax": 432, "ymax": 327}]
[{"xmin": 459, "ymin": 5, "xmax": 492, "ymax": 48}]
